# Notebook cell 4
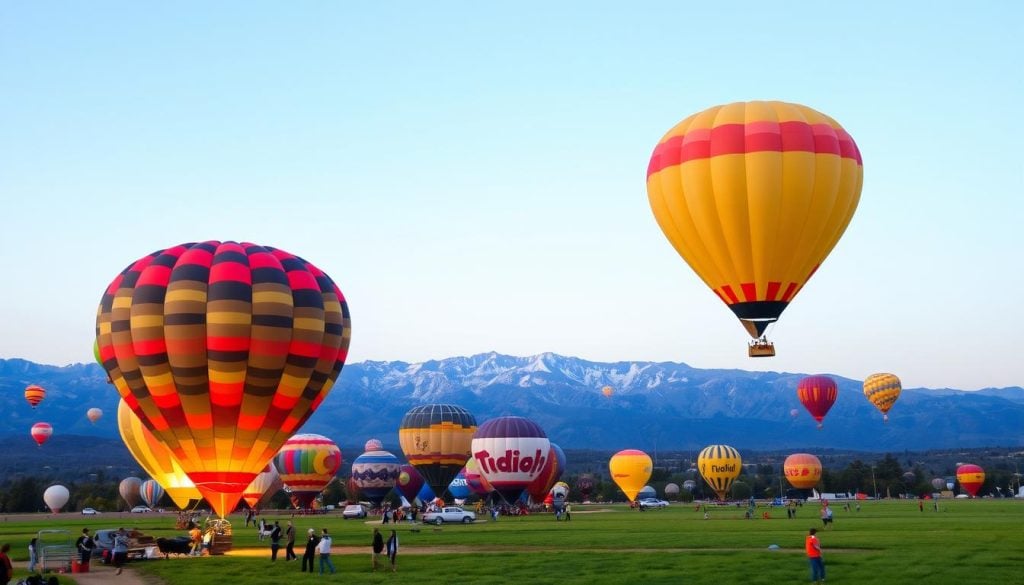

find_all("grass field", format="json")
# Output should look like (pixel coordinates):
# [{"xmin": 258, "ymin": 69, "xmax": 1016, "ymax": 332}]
[{"xmin": 2, "ymin": 499, "xmax": 1021, "ymax": 584}]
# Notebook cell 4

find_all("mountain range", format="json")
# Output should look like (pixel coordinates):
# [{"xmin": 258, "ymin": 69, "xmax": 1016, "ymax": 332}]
[{"xmin": 2, "ymin": 353, "xmax": 1022, "ymax": 452}]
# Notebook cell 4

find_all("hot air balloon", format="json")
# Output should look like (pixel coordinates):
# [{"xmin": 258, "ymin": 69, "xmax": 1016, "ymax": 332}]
[
  {"xmin": 665, "ymin": 483, "xmax": 680, "ymax": 499},
  {"xmin": 274, "ymin": 434, "xmax": 342, "ymax": 509},
  {"xmin": 31, "ymin": 422, "xmax": 53, "ymax": 446},
  {"xmin": 471, "ymin": 416, "xmax": 551, "ymax": 503},
  {"xmin": 350, "ymin": 449, "xmax": 401, "ymax": 507},
  {"xmin": 576, "ymin": 475, "xmax": 595, "ymax": 501},
  {"xmin": 551, "ymin": 481, "xmax": 570, "ymax": 500},
  {"xmin": 902, "ymin": 472, "xmax": 917, "ymax": 485},
  {"xmin": 698, "ymin": 444, "xmax": 742, "ymax": 500},
  {"xmin": 119, "ymin": 477, "xmax": 143, "ymax": 508},
  {"xmin": 345, "ymin": 476, "xmax": 361, "ymax": 504},
  {"xmin": 395, "ymin": 464, "xmax": 426, "ymax": 503},
  {"xmin": 637, "ymin": 485, "xmax": 656, "ymax": 500},
  {"xmin": 118, "ymin": 400, "xmax": 202, "ymax": 509},
  {"xmin": 601, "ymin": 386, "xmax": 614, "ymax": 398},
  {"xmin": 945, "ymin": 479, "xmax": 955, "ymax": 491},
  {"xmin": 416, "ymin": 483, "xmax": 436, "ymax": 506},
  {"xmin": 784, "ymin": 453, "xmax": 822, "ymax": 490},
  {"xmin": 797, "ymin": 376, "xmax": 838, "ymax": 429},
  {"xmin": 931, "ymin": 478, "xmax": 945, "ymax": 491},
  {"xmin": 527, "ymin": 443, "xmax": 566, "ymax": 501},
  {"xmin": 44, "ymin": 485, "xmax": 70, "ymax": 513},
  {"xmin": 399, "ymin": 404, "xmax": 477, "ymax": 497},
  {"xmin": 463, "ymin": 458, "xmax": 493, "ymax": 497},
  {"xmin": 647, "ymin": 101, "xmax": 863, "ymax": 357},
  {"xmin": 364, "ymin": 439, "xmax": 384, "ymax": 452},
  {"xmin": 94, "ymin": 241, "xmax": 351, "ymax": 517},
  {"xmin": 242, "ymin": 463, "xmax": 283, "ymax": 510},
  {"xmin": 87, "ymin": 408, "xmax": 103, "ymax": 424},
  {"xmin": 863, "ymin": 373, "xmax": 901, "ymax": 422},
  {"xmin": 682, "ymin": 480, "xmax": 697, "ymax": 492},
  {"xmin": 448, "ymin": 470, "xmax": 471, "ymax": 501},
  {"xmin": 609, "ymin": 449, "xmax": 652, "ymax": 502},
  {"xmin": 956, "ymin": 464, "xmax": 985, "ymax": 497},
  {"xmin": 140, "ymin": 479, "xmax": 165, "ymax": 509},
  {"xmin": 789, "ymin": 408, "xmax": 800, "ymax": 419},
  {"xmin": 25, "ymin": 384, "xmax": 46, "ymax": 409}
]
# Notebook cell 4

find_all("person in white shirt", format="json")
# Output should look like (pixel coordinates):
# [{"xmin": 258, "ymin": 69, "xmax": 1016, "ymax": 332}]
[{"xmin": 317, "ymin": 529, "xmax": 336, "ymax": 575}]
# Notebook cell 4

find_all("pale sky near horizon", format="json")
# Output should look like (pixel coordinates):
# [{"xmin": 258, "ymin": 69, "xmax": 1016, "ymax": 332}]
[{"xmin": 1, "ymin": 2, "xmax": 1021, "ymax": 390}]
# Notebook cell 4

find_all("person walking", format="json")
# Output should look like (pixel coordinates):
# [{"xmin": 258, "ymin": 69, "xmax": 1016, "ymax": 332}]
[
  {"xmin": 0, "ymin": 544, "xmax": 12, "ymax": 585},
  {"xmin": 112, "ymin": 529, "xmax": 129, "ymax": 576},
  {"xmin": 189, "ymin": 525, "xmax": 202, "ymax": 556},
  {"xmin": 565, "ymin": 503, "xmax": 572, "ymax": 521},
  {"xmin": 301, "ymin": 528, "xmax": 319, "ymax": 573},
  {"xmin": 75, "ymin": 528, "xmax": 96, "ymax": 567},
  {"xmin": 28, "ymin": 538, "xmax": 38, "ymax": 573},
  {"xmin": 285, "ymin": 520, "xmax": 297, "ymax": 561},
  {"xmin": 318, "ymin": 528, "xmax": 336, "ymax": 575},
  {"xmin": 371, "ymin": 528, "xmax": 384, "ymax": 571},
  {"xmin": 269, "ymin": 521, "xmax": 282, "ymax": 561},
  {"xmin": 805, "ymin": 528, "xmax": 825, "ymax": 584},
  {"xmin": 385, "ymin": 529, "xmax": 398, "ymax": 573}
]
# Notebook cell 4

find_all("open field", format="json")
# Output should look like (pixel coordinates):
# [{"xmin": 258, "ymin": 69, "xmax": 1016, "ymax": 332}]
[{"xmin": 2, "ymin": 499, "xmax": 1022, "ymax": 584}]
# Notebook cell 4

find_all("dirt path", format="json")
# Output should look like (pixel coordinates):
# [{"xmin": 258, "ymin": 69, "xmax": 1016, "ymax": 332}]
[
  {"xmin": 225, "ymin": 544, "xmax": 868, "ymax": 557},
  {"xmin": 10, "ymin": 560, "xmax": 153, "ymax": 585}
]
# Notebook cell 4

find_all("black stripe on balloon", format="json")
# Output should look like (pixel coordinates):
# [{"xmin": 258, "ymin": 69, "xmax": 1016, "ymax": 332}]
[
  {"xmin": 207, "ymin": 350, "xmax": 249, "ymax": 362},
  {"xmin": 250, "ymin": 267, "xmax": 289, "ymax": 286},
  {"xmin": 208, "ymin": 281, "xmax": 252, "ymax": 303},
  {"xmin": 291, "ymin": 289, "xmax": 324, "ymax": 308},
  {"xmin": 171, "ymin": 263, "xmax": 211, "ymax": 283},
  {"xmin": 285, "ymin": 355, "xmax": 319, "ymax": 368},
  {"xmin": 164, "ymin": 313, "xmax": 206, "ymax": 326},
  {"xmin": 212, "ymin": 250, "xmax": 248, "ymax": 266},
  {"xmin": 132, "ymin": 284, "xmax": 168, "ymax": 305},
  {"xmin": 252, "ymin": 314, "xmax": 293, "ymax": 328}
]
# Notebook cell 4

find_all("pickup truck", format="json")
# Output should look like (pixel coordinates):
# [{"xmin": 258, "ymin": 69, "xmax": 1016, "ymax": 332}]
[{"xmin": 421, "ymin": 506, "xmax": 476, "ymax": 525}]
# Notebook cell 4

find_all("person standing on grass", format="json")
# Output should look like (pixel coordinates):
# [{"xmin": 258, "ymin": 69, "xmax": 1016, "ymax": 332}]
[
  {"xmin": 301, "ymin": 528, "xmax": 319, "ymax": 573},
  {"xmin": 28, "ymin": 538, "xmax": 39, "ymax": 573},
  {"xmin": 805, "ymin": 527, "xmax": 825, "ymax": 584},
  {"xmin": 0, "ymin": 543, "xmax": 13, "ymax": 585},
  {"xmin": 371, "ymin": 528, "xmax": 384, "ymax": 571},
  {"xmin": 386, "ymin": 529, "xmax": 398, "ymax": 572},
  {"xmin": 318, "ymin": 528, "xmax": 336, "ymax": 575},
  {"xmin": 76, "ymin": 528, "xmax": 96, "ymax": 566},
  {"xmin": 285, "ymin": 520, "xmax": 297, "ymax": 561}
]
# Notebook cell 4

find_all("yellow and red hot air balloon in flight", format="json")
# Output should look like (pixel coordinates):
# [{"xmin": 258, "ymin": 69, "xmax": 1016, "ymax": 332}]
[
  {"xmin": 697, "ymin": 444, "xmax": 742, "ymax": 500},
  {"xmin": 608, "ymin": 449, "xmax": 652, "ymax": 502},
  {"xmin": 118, "ymin": 400, "xmax": 202, "ymax": 509},
  {"xmin": 784, "ymin": 453, "xmax": 822, "ymax": 490},
  {"xmin": 956, "ymin": 464, "xmax": 985, "ymax": 497},
  {"xmin": 797, "ymin": 375, "xmax": 838, "ymax": 429},
  {"xmin": 863, "ymin": 373, "xmax": 901, "ymax": 422},
  {"xmin": 25, "ymin": 385, "xmax": 46, "ymax": 408},
  {"xmin": 647, "ymin": 101, "xmax": 863, "ymax": 357},
  {"xmin": 95, "ymin": 241, "xmax": 351, "ymax": 517}
]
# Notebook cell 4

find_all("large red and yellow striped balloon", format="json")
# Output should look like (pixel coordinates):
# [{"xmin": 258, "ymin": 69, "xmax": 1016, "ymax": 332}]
[
  {"xmin": 25, "ymin": 384, "xmax": 46, "ymax": 408},
  {"xmin": 647, "ymin": 101, "xmax": 863, "ymax": 347},
  {"xmin": 273, "ymin": 433, "xmax": 342, "ymax": 509},
  {"xmin": 95, "ymin": 241, "xmax": 351, "ymax": 517},
  {"xmin": 784, "ymin": 453, "xmax": 822, "ymax": 490},
  {"xmin": 797, "ymin": 375, "xmax": 838, "ymax": 429},
  {"xmin": 117, "ymin": 400, "xmax": 202, "ymax": 509},
  {"xmin": 863, "ymin": 373, "xmax": 901, "ymax": 422},
  {"xmin": 956, "ymin": 464, "xmax": 985, "ymax": 497}
]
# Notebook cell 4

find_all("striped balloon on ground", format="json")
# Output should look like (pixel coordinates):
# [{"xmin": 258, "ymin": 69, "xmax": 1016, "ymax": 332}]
[
  {"xmin": 94, "ymin": 241, "xmax": 351, "ymax": 517},
  {"xmin": 399, "ymin": 404, "xmax": 477, "ymax": 497},
  {"xmin": 350, "ymin": 449, "xmax": 401, "ymax": 507},
  {"xmin": 784, "ymin": 453, "xmax": 822, "ymax": 490},
  {"xmin": 118, "ymin": 400, "xmax": 202, "ymax": 509},
  {"xmin": 274, "ymin": 434, "xmax": 342, "ymax": 509},
  {"xmin": 242, "ymin": 463, "xmax": 283, "ymax": 509},
  {"xmin": 119, "ymin": 477, "xmax": 143, "ymax": 509},
  {"xmin": 956, "ymin": 464, "xmax": 985, "ymax": 497},
  {"xmin": 863, "ymin": 373, "xmax": 901, "ymax": 422},
  {"xmin": 471, "ymin": 416, "xmax": 550, "ymax": 503},
  {"xmin": 139, "ymin": 479, "xmax": 165, "ymax": 509},
  {"xmin": 698, "ymin": 444, "xmax": 742, "ymax": 501}
]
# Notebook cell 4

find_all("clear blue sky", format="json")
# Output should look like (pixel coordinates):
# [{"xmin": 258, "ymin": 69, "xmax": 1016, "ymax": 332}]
[{"xmin": 1, "ymin": 2, "xmax": 1020, "ymax": 390}]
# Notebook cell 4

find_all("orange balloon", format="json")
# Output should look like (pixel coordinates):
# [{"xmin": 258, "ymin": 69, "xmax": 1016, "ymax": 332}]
[{"xmin": 784, "ymin": 453, "xmax": 822, "ymax": 490}]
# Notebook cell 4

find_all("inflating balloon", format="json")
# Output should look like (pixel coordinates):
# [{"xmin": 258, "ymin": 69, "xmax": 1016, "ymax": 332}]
[
  {"xmin": 118, "ymin": 400, "xmax": 202, "ymax": 509},
  {"xmin": 25, "ymin": 384, "xmax": 46, "ymax": 409},
  {"xmin": 527, "ymin": 442, "xmax": 565, "ymax": 501},
  {"xmin": 140, "ymin": 479, "xmax": 165, "ymax": 509},
  {"xmin": 698, "ymin": 444, "xmax": 742, "ymax": 500},
  {"xmin": 863, "ymin": 373, "xmax": 901, "ymax": 422},
  {"xmin": 609, "ymin": 449, "xmax": 652, "ymax": 502},
  {"xmin": 395, "ymin": 464, "xmax": 426, "ymax": 503},
  {"xmin": 784, "ymin": 453, "xmax": 822, "ymax": 490},
  {"xmin": 274, "ymin": 434, "xmax": 342, "ymax": 509},
  {"xmin": 119, "ymin": 477, "xmax": 143, "ymax": 508},
  {"xmin": 956, "ymin": 464, "xmax": 985, "ymax": 497},
  {"xmin": 399, "ymin": 404, "xmax": 477, "ymax": 497},
  {"xmin": 576, "ymin": 475, "xmax": 595, "ymax": 500},
  {"xmin": 44, "ymin": 484, "xmax": 69, "ymax": 513},
  {"xmin": 462, "ymin": 458, "xmax": 493, "ymax": 497},
  {"xmin": 647, "ymin": 101, "xmax": 863, "ymax": 356},
  {"xmin": 350, "ymin": 449, "xmax": 401, "ymax": 507},
  {"xmin": 95, "ymin": 241, "xmax": 351, "ymax": 517},
  {"xmin": 665, "ymin": 483, "xmax": 680, "ymax": 498},
  {"xmin": 31, "ymin": 422, "xmax": 53, "ymax": 447},
  {"xmin": 242, "ymin": 463, "xmax": 283, "ymax": 509},
  {"xmin": 797, "ymin": 375, "xmax": 838, "ymax": 429},
  {"xmin": 471, "ymin": 416, "xmax": 551, "ymax": 503}
]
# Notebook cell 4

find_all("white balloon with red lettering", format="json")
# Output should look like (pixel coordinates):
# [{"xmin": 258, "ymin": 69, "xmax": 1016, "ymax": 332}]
[{"xmin": 470, "ymin": 416, "xmax": 550, "ymax": 503}]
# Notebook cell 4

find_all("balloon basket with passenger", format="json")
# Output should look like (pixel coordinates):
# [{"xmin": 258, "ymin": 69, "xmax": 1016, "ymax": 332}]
[{"xmin": 747, "ymin": 337, "xmax": 776, "ymax": 358}]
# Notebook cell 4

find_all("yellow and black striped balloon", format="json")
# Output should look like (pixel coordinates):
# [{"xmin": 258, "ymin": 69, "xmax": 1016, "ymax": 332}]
[
  {"xmin": 399, "ymin": 404, "xmax": 477, "ymax": 496},
  {"xmin": 863, "ymin": 373, "xmax": 901, "ymax": 422},
  {"xmin": 95, "ymin": 241, "xmax": 351, "ymax": 517},
  {"xmin": 697, "ymin": 444, "xmax": 742, "ymax": 500}
]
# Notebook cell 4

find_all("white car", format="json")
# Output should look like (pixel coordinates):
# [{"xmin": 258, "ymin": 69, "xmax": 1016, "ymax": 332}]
[
  {"xmin": 130, "ymin": 505, "xmax": 153, "ymax": 513},
  {"xmin": 638, "ymin": 498, "xmax": 670, "ymax": 509},
  {"xmin": 342, "ymin": 504, "xmax": 367, "ymax": 519},
  {"xmin": 422, "ymin": 506, "xmax": 476, "ymax": 525},
  {"xmin": 81, "ymin": 507, "xmax": 100, "ymax": 515}
]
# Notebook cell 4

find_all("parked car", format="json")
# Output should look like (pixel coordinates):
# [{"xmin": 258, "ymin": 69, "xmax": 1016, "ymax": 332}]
[
  {"xmin": 130, "ymin": 505, "xmax": 153, "ymax": 513},
  {"xmin": 93, "ymin": 528, "xmax": 157, "ymax": 562},
  {"xmin": 638, "ymin": 498, "xmax": 670, "ymax": 509},
  {"xmin": 422, "ymin": 506, "xmax": 476, "ymax": 525},
  {"xmin": 81, "ymin": 507, "xmax": 100, "ymax": 515},
  {"xmin": 342, "ymin": 504, "xmax": 367, "ymax": 519}
]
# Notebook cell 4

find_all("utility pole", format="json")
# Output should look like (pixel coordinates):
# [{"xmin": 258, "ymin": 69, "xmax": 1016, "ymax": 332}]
[{"xmin": 871, "ymin": 466, "xmax": 878, "ymax": 500}]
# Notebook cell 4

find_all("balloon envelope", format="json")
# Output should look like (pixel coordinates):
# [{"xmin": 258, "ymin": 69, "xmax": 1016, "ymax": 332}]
[
  {"xmin": 242, "ymin": 463, "xmax": 283, "ymax": 509},
  {"xmin": 931, "ymin": 478, "xmax": 945, "ymax": 491},
  {"xmin": 43, "ymin": 484, "xmax": 69, "ymax": 513},
  {"xmin": 274, "ymin": 434, "xmax": 342, "ymax": 509},
  {"xmin": 637, "ymin": 485, "xmax": 656, "ymax": 500},
  {"xmin": 956, "ymin": 464, "xmax": 985, "ymax": 497},
  {"xmin": 609, "ymin": 449, "xmax": 652, "ymax": 502},
  {"xmin": 364, "ymin": 439, "xmax": 384, "ymax": 452},
  {"xmin": 351, "ymin": 450, "xmax": 401, "ymax": 507},
  {"xmin": 31, "ymin": 422, "xmax": 53, "ymax": 446},
  {"xmin": 527, "ymin": 443, "xmax": 566, "ymax": 501},
  {"xmin": 646, "ymin": 101, "xmax": 863, "ymax": 342},
  {"xmin": 797, "ymin": 376, "xmax": 838, "ymax": 428},
  {"xmin": 86, "ymin": 408, "xmax": 103, "ymax": 424},
  {"xmin": 399, "ymin": 404, "xmax": 477, "ymax": 497},
  {"xmin": 784, "ymin": 453, "xmax": 822, "ymax": 490},
  {"xmin": 863, "ymin": 373, "xmax": 901, "ymax": 422},
  {"xmin": 682, "ymin": 480, "xmax": 697, "ymax": 492},
  {"xmin": 448, "ymin": 470, "xmax": 471, "ymax": 500},
  {"xmin": 471, "ymin": 416, "xmax": 551, "ymax": 503},
  {"xmin": 462, "ymin": 457, "xmax": 493, "ymax": 497},
  {"xmin": 698, "ymin": 444, "xmax": 742, "ymax": 500},
  {"xmin": 95, "ymin": 241, "xmax": 351, "ymax": 517},
  {"xmin": 25, "ymin": 384, "xmax": 46, "ymax": 408},
  {"xmin": 576, "ymin": 475, "xmax": 595, "ymax": 497},
  {"xmin": 395, "ymin": 464, "xmax": 426, "ymax": 503},
  {"xmin": 118, "ymin": 400, "xmax": 202, "ymax": 509},
  {"xmin": 140, "ymin": 479, "xmax": 165, "ymax": 509},
  {"xmin": 119, "ymin": 477, "xmax": 143, "ymax": 508},
  {"xmin": 601, "ymin": 386, "xmax": 613, "ymax": 398}
]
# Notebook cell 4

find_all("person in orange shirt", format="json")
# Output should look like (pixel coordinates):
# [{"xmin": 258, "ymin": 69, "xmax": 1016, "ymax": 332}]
[
  {"xmin": 189, "ymin": 525, "xmax": 203, "ymax": 557},
  {"xmin": 805, "ymin": 528, "xmax": 825, "ymax": 584}
]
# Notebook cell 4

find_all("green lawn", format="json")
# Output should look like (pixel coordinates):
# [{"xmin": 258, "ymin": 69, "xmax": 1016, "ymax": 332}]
[{"xmin": 2, "ymin": 499, "xmax": 1021, "ymax": 584}]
